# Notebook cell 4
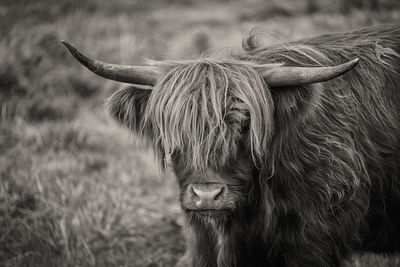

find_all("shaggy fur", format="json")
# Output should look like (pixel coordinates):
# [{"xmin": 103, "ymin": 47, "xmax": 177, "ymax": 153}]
[{"xmin": 106, "ymin": 24, "xmax": 400, "ymax": 267}]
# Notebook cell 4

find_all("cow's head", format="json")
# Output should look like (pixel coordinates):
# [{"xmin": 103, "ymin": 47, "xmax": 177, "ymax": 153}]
[{"xmin": 62, "ymin": 41, "xmax": 358, "ymax": 224}]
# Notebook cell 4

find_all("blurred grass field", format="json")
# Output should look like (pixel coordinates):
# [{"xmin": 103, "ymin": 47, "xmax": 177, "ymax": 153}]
[{"xmin": 1, "ymin": 0, "xmax": 400, "ymax": 266}]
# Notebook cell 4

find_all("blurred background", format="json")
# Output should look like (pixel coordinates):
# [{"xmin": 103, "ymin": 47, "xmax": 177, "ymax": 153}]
[{"xmin": 0, "ymin": 0, "xmax": 399, "ymax": 266}]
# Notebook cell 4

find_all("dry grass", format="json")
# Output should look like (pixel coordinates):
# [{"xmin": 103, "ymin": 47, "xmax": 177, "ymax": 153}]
[{"xmin": 1, "ymin": 0, "xmax": 399, "ymax": 266}]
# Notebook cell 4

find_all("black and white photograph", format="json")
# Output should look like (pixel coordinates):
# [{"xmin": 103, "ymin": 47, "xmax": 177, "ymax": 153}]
[{"xmin": 1, "ymin": 0, "xmax": 400, "ymax": 266}]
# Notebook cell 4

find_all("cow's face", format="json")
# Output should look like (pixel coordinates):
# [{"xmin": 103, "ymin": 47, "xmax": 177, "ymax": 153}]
[
  {"xmin": 107, "ymin": 60, "xmax": 274, "ymax": 221},
  {"xmin": 171, "ymin": 142, "xmax": 257, "ymax": 221}
]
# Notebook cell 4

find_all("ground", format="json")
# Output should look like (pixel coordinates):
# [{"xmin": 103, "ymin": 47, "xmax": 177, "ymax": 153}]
[{"xmin": 0, "ymin": 0, "xmax": 400, "ymax": 266}]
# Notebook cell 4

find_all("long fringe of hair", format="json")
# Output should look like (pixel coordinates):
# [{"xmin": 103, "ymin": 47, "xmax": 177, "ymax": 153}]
[{"xmin": 142, "ymin": 58, "xmax": 275, "ymax": 171}]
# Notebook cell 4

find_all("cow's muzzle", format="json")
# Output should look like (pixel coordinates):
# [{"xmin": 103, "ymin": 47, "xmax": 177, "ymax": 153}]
[{"xmin": 182, "ymin": 183, "xmax": 228, "ymax": 211}]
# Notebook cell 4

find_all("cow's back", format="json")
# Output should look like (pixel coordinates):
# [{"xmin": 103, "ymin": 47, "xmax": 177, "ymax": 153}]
[
  {"xmin": 294, "ymin": 25, "xmax": 400, "ymax": 253},
  {"xmin": 303, "ymin": 25, "xmax": 400, "ymax": 253},
  {"xmin": 244, "ymin": 24, "xmax": 400, "ymax": 253}
]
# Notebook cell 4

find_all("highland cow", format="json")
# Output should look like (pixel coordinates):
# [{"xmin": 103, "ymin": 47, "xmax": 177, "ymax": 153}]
[{"xmin": 63, "ymin": 24, "xmax": 400, "ymax": 267}]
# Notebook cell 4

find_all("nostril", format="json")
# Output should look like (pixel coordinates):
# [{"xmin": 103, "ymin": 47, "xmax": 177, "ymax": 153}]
[
  {"xmin": 191, "ymin": 186, "xmax": 199, "ymax": 199},
  {"xmin": 192, "ymin": 187, "xmax": 205, "ymax": 200},
  {"xmin": 214, "ymin": 186, "xmax": 224, "ymax": 200}
]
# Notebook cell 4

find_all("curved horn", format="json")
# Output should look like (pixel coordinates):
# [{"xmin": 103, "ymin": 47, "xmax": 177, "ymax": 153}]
[
  {"xmin": 61, "ymin": 41, "xmax": 158, "ymax": 86},
  {"xmin": 261, "ymin": 58, "xmax": 359, "ymax": 87}
]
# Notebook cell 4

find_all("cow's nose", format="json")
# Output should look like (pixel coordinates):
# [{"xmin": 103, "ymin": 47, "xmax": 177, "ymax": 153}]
[{"xmin": 189, "ymin": 183, "xmax": 225, "ymax": 209}]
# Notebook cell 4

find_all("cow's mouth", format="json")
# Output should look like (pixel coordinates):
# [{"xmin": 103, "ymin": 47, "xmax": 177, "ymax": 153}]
[{"xmin": 185, "ymin": 209, "xmax": 231, "ymax": 217}]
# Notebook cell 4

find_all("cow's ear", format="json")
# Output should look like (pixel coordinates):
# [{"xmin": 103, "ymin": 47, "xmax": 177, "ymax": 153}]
[
  {"xmin": 271, "ymin": 83, "xmax": 322, "ymax": 129},
  {"xmin": 105, "ymin": 86, "xmax": 151, "ymax": 135}
]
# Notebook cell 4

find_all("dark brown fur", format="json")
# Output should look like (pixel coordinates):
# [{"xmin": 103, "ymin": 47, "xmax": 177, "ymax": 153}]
[{"xmin": 106, "ymin": 24, "xmax": 400, "ymax": 267}]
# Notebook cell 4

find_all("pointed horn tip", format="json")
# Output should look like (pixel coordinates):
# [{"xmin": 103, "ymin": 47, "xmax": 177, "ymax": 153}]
[
  {"xmin": 341, "ymin": 58, "xmax": 359, "ymax": 73},
  {"xmin": 350, "ymin": 58, "xmax": 360, "ymax": 67},
  {"xmin": 60, "ymin": 40, "xmax": 77, "ymax": 54},
  {"xmin": 60, "ymin": 40, "xmax": 68, "ymax": 47}
]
